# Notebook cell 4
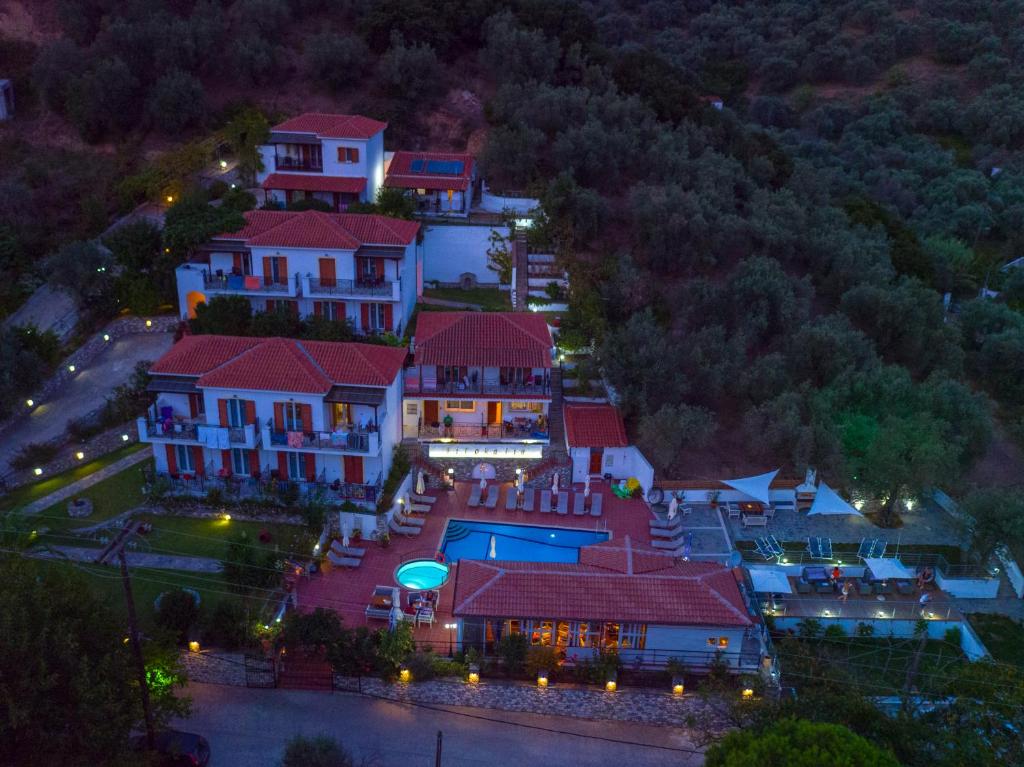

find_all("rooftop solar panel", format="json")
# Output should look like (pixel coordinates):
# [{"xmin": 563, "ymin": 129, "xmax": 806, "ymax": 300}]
[
  {"xmin": 410, "ymin": 159, "xmax": 425, "ymax": 173},
  {"xmin": 425, "ymin": 159, "xmax": 464, "ymax": 175}
]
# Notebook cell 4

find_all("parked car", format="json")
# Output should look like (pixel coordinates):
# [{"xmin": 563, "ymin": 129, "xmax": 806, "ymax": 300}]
[{"xmin": 131, "ymin": 730, "xmax": 211, "ymax": 767}]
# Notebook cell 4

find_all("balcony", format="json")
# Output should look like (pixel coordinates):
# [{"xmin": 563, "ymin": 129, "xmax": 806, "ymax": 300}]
[
  {"xmin": 261, "ymin": 421, "xmax": 381, "ymax": 455},
  {"xmin": 418, "ymin": 421, "xmax": 549, "ymax": 443},
  {"xmin": 203, "ymin": 272, "xmax": 294, "ymax": 295},
  {"xmin": 275, "ymin": 156, "xmax": 323, "ymax": 173},
  {"xmin": 304, "ymin": 275, "xmax": 399, "ymax": 300},
  {"xmin": 144, "ymin": 469, "xmax": 381, "ymax": 509},
  {"xmin": 405, "ymin": 380, "xmax": 552, "ymax": 398},
  {"xmin": 137, "ymin": 418, "xmax": 261, "ymax": 449}
]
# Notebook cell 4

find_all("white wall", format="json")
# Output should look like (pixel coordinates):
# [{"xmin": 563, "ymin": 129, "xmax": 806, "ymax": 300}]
[
  {"xmin": 934, "ymin": 570, "xmax": 1001, "ymax": 598},
  {"xmin": 422, "ymin": 224, "xmax": 509, "ymax": 285},
  {"xmin": 479, "ymin": 183, "xmax": 539, "ymax": 215}
]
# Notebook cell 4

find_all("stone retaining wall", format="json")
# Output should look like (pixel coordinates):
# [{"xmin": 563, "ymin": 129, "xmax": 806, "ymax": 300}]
[
  {"xmin": 3, "ymin": 422, "xmax": 141, "ymax": 490},
  {"xmin": 180, "ymin": 651, "xmax": 247, "ymax": 687}
]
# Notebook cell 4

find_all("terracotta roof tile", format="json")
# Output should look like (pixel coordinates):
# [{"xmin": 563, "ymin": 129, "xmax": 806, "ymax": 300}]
[
  {"xmin": 197, "ymin": 338, "xmax": 332, "ymax": 393},
  {"xmin": 272, "ymin": 113, "xmax": 387, "ymax": 140},
  {"xmin": 452, "ymin": 559, "xmax": 752, "ymax": 627},
  {"xmin": 213, "ymin": 210, "xmax": 419, "ymax": 250},
  {"xmin": 301, "ymin": 341, "xmax": 408, "ymax": 387},
  {"xmin": 261, "ymin": 173, "xmax": 366, "ymax": 195},
  {"xmin": 148, "ymin": 335, "xmax": 263, "ymax": 376},
  {"xmin": 414, "ymin": 312, "xmax": 552, "ymax": 368},
  {"xmin": 385, "ymin": 151, "xmax": 475, "ymax": 191},
  {"xmin": 564, "ymin": 404, "xmax": 629, "ymax": 448}
]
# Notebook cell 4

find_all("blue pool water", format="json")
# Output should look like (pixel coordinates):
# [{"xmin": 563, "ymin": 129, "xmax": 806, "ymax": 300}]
[
  {"xmin": 441, "ymin": 520, "xmax": 609, "ymax": 563},
  {"xmin": 395, "ymin": 559, "xmax": 450, "ymax": 590}
]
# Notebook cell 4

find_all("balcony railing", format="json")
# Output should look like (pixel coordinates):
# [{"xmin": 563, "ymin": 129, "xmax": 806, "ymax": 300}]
[
  {"xmin": 203, "ymin": 272, "xmax": 292, "ymax": 293},
  {"xmin": 137, "ymin": 418, "xmax": 261, "ymax": 449},
  {"xmin": 406, "ymin": 380, "xmax": 551, "ymax": 397},
  {"xmin": 275, "ymin": 156, "xmax": 323, "ymax": 173},
  {"xmin": 262, "ymin": 421, "xmax": 379, "ymax": 454},
  {"xmin": 144, "ymin": 469, "xmax": 380, "ymax": 506},
  {"xmin": 418, "ymin": 422, "xmax": 549, "ymax": 441},
  {"xmin": 307, "ymin": 276, "xmax": 396, "ymax": 299}
]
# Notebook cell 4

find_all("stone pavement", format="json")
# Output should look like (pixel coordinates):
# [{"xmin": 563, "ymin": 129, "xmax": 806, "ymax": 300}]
[
  {"xmin": 648, "ymin": 503, "xmax": 733, "ymax": 562},
  {"xmin": 20, "ymin": 448, "xmax": 151, "ymax": 515},
  {"xmin": 41, "ymin": 544, "xmax": 223, "ymax": 573}
]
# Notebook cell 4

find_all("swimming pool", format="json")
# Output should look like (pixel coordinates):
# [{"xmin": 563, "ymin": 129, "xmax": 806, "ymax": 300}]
[
  {"xmin": 395, "ymin": 559, "xmax": 451, "ymax": 590},
  {"xmin": 441, "ymin": 520, "xmax": 609, "ymax": 563}
]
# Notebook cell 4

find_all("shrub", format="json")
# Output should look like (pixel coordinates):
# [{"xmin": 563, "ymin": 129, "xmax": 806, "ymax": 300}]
[
  {"xmin": 376, "ymin": 622, "xmax": 414, "ymax": 679},
  {"xmin": 280, "ymin": 607, "xmax": 345, "ymax": 648},
  {"xmin": 155, "ymin": 589, "xmax": 200, "ymax": 645},
  {"xmin": 66, "ymin": 416, "xmax": 104, "ymax": 441},
  {"xmin": 430, "ymin": 657, "xmax": 467, "ymax": 678},
  {"xmin": 11, "ymin": 442, "xmax": 61, "ymax": 472},
  {"xmin": 496, "ymin": 633, "xmax": 529, "ymax": 676},
  {"xmin": 797, "ymin": 619, "xmax": 823, "ymax": 639},
  {"xmin": 404, "ymin": 651, "xmax": 437, "ymax": 682},
  {"xmin": 525, "ymin": 645, "xmax": 559, "ymax": 680},
  {"xmin": 202, "ymin": 600, "xmax": 252, "ymax": 650},
  {"xmin": 824, "ymin": 624, "xmax": 846, "ymax": 639},
  {"xmin": 856, "ymin": 622, "xmax": 875, "ymax": 637},
  {"xmin": 280, "ymin": 734, "xmax": 354, "ymax": 767}
]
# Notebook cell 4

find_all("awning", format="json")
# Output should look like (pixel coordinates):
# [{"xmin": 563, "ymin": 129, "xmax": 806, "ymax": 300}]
[
  {"xmin": 721, "ymin": 469, "xmax": 779, "ymax": 505},
  {"xmin": 268, "ymin": 131, "xmax": 322, "ymax": 144},
  {"xmin": 147, "ymin": 376, "xmax": 199, "ymax": 395},
  {"xmin": 354, "ymin": 246, "xmax": 406, "ymax": 259},
  {"xmin": 325, "ymin": 385, "xmax": 385, "ymax": 406},
  {"xmin": 807, "ymin": 482, "xmax": 863, "ymax": 517},
  {"xmin": 864, "ymin": 558, "xmax": 914, "ymax": 580},
  {"xmin": 749, "ymin": 569, "xmax": 793, "ymax": 594}
]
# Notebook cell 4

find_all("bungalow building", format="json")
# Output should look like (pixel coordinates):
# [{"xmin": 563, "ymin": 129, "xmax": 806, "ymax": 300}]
[
  {"xmin": 402, "ymin": 312, "xmax": 553, "ymax": 450},
  {"xmin": 137, "ymin": 334, "xmax": 407, "ymax": 509},
  {"xmin": 256, "ymin": 113, "xmax": 387, "ymax": 211},
  {"xmin": 452, "ymin": 549, "xmax": 764, "ymax": 672},
  {"xmin": 175, "ymin": 209, "xmax": 420, "ymax": 336},
  {"xmin": 565, "ymin": 403, "xmax": 630, "ymax": 483},
  {"xmin": 384, "ymin": 151, "xmax": 476, "ymax": 217}
]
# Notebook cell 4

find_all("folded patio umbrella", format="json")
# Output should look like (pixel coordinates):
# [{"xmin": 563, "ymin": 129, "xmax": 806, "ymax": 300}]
[{"xmin": 416, "ymin": 470, "xmax": 426, "ymax": 496}]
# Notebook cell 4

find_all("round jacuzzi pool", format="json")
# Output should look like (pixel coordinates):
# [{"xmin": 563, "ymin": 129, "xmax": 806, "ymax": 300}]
[{"xmin": 395, "ymin": 559, "xmax": 450, "ymax": 590}]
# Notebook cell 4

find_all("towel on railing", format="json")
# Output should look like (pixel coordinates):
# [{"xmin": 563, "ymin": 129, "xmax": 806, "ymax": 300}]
[
  {"xmin": 196, "ymin": 425, "xmax": 216, "ymax": 447},
  {"xmin": 217, "ymin": 428, "xmax": 230, "ymax": 449},
  {"xmin": 227, "ymin": 275, "xmax": 244, "ymax": 290},
  {"xmin": 244, "ymin": 275, "xmax": 261, "ymax": 290},
  {"xmin": 287, "ymin": 431, "xmax": 304, "ymax": 448}
]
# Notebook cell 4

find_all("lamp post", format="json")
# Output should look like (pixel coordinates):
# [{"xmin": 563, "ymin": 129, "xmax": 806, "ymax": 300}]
[{"xmin": 443, "ymin": 622, "xmax": 458, "ymax": 656}]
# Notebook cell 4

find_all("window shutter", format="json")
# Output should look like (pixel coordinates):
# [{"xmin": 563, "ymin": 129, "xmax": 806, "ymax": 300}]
[
  {"xmin": 244, "ymin": 400, "xmax": 256, "ymax": 425},
  {"xmin": 273, "ymin": 403, "xmax": 284, "ymax": 431},
  {"xmin": 248, "ymin": 449, "xmax": 260, "ymax": 475},
  {"xmin": 279, "ymin": 257, "xmax": 288, "ymax": 286},
  {"xmin": 266, "ymin": 299, "xmax": 276, "ymax": 313},
  {"xmin": 352, "ymin": 148, "xmax": 359, "ymax": 162},
  {"xmin": 221, "ymin": 449, "xmax": 232, "ymax": 472},
  {"xmin": 232, "ymin": 253, "xmax": 242, "ymax": 272},
  {"xmin": 374, "ymin": 259, "xmax": 384, "ymax": 280},
  {"xmin": 192, "ymin": 447, "xmax": 205, "ymax": 476},
  {"xmin": 165, "ymin": 444, "xmax": 177, "ymax": 474},
  {"xmin": 360, "ymin": 303, "xmax": 370, "ymax": 330},
  {"xmin": 218, "ymin": 399, "xmax": 228, "ymax": 426},
  {"xmin": 300, "ymin": 404, "xmax": 312, "ymax": 433},
  {"xmin": 383, "ymin": 304, "xmax": 393, "ymax": 332},
  {"xmin": 313, "ymin": 301, "xmax": 322, "ymax": 317},
  {"xmin": 263, "ymin": 256, "xmax": 272, "ymax": 285},
  {"xmin": 305, "ymin": 453, "xmax": 316, "ymax": 482},
  {"xmin": 277, "ymin": 451, "xmax": 288, "ymax": 479}
]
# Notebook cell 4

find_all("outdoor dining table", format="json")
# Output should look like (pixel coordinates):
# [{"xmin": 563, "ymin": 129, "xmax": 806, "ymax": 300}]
[
  {"xmin": 738, "ymin": 501, "xmax": 764, "ymax": 515},
  {"xmin": 371, "ymin": 594, "xmax": 393, "ymax": 609}
]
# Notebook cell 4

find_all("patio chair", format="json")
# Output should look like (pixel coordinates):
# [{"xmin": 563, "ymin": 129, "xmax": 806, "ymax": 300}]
[
  {"xmin": 539, "ymin": 489, "xmax": 552, "ymax": 512},
  {"xmin": 522, "ymin": 487, "xmax": 535, "ymax": 512},
  {"xmin": 330, "ymin": 541, "xmax": 365, "ymax": 558},
  {"xmin": 505, "ymin": 487, "xmax": 517, "ymax": 510},
  {"xmin": 484, "ymin": 485, "xmax": 500, "ymax": 509},
  {"xmin": 573, "ymin": 493, "xmax": 586, "ymax": 515},
  {"xmin": 796, "ymin": 580, "xmax": 813, "ymax": 594},
  {"xmin": 815, "ymin": 581, "xmax": 834, "ymax": 594},
  {"xmin": 741, "ymin": 513, "xmax": 768, "ymax": 528},
  {"xmin": 590, "ymin": 493, "xmax": 603, "ymax": 517},
  {"xmin": 410, "ymin": 493, "xmax": 436, "ymax": 504},
  {"xmin": 753, "ymin": 536, "xmax": 783, "ymax": 560},
  {"xmin": 365, "ymin": 586, "xmax": 399, "ymax": 620},
  {"xmin": 725, "ymin": 502, "xmax": 741, "ymax": 519},
  {"xmin": 327, "ymin": 550, "xmax": 361, "ymax": 568},
  {"xmin": 807, "ymin": 536, "xmax": 832, "ymax": 560},
  {"xmin": 468, "ymin": 484, "xmax": 483, "ymax": 507},
  {"xmin": 874, "ymin": 581, "xmax": 893, "ymax": 595},
  {"xmin": 395, "ymin": 510, "xmax": 425, "ymax": 528},
  {"xmin": 389, "ymin": 517, "xmax": 421, "ymax": 536},
  {"xmin": 408, "ymin": 502, "xmax": 432, "ymax": 513},
  {"xmin": 556, "ymin": 491, "xmax": 569, "ymax": 515},
  {"xmin": 858, "ymin": 580, "xmax": 873, "ymax": 596},
  {"xmin": 896, "ymin": 581, "xmax": 915, "ymax": 596},
  {"xmin": 416, "ymin": 606, "xmax": 435, "ymax": 626}
]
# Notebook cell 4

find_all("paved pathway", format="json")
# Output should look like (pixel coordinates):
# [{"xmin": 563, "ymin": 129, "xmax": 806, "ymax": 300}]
[
  {"xmin": 176, "ymin": 682, "xmax": 704, "ymax": 767},
  {"xmin": 649, "ymin": 503, "xmax": 734, "ymax": 562},
  {"xmin": 41, "ymin": 545, "xmax": 222, "ymax": 573},
  {"xmin": 20, "ymin": 449, "xmax": 151, "ymax": 515}
]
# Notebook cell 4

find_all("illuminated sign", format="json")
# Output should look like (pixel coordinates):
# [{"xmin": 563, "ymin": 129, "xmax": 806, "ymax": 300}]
[{"xmin": 427, "ymin": 443, "xmax": 544, "ymax": 460}]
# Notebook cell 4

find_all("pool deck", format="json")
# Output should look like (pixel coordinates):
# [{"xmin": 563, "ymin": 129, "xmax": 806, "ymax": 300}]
[{"xmin": 294, "ymin": 480, "xmax": 660, "ymax": 647}]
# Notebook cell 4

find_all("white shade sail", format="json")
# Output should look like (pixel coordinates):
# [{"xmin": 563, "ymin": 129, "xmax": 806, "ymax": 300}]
[
  {"xmin": 721, "ymin": 469, "xmax": 779, "ymax": 505},
  {"xmin": 807, "ymin": 482, "xmax": 863, "ymax": 517},
  {"xmin": 864, "ymin": 557, "xmax": 914, "ymax": 580},
  {"xmin": 749, "ymin": 568, "xmax": 793, "ymax": 594}
]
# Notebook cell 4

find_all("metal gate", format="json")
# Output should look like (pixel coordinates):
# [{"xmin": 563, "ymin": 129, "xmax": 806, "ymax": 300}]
[{"xmin": 244, "ymin": 654, "xmax": 277, "ymax": 688}]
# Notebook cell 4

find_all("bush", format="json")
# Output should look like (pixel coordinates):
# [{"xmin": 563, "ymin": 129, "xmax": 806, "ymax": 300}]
[
  {"xmin": 146, "ymin": 69, "xmax": 206, "ymax": 133},
  {"xmin": 496, "ymin": 633, "xmax": 529, "ymax": 676},
  {"xmin": 375, "ymin": 621, "xmax": 414, "ymax": 679},
  {"xmin": 525, "ymin": 645, "xmax": 559, "ymax": 680},
  {"xmin": 280, "ymin": 734, "xmax": 354, "ymax": 767},
  {"xmin": 280, "ymin": 608, "xmax": 345, "ymax": 648},
  {"xmin": 823, "ymin": 624, "xmax": 846, "ymax": 639},
  {"xmin": 404, "ymin": 651, "xmax": 437, "ymax": 682},
  {"xmin": 377, "ymin": 445, "xmax": 411, "ymax": 513},
  {"xmin": 202, "ymin": 600, "xmax": 252, "ymax": 650},
  {"xmin": 155, "ymin": 589, "xmax": 200, "ymax": 646},
  {"xmin": 67, "ymin": 415, "xmax": 104, "ymax": 441},
  {"xmin": 11, "ymin": 442, "xmax": 61, "ymax": 472},
  {"xmin": 856, "ymin": 622, "xmax": 875, "ymax": 637}
]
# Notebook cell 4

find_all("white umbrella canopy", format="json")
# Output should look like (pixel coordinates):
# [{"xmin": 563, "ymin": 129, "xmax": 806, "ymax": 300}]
[
  {"xmin": 667, "ymin": 494, "xmax": 679, "ymax": 520},
  {"xmin": 479, "ymin": 476, "xmax": 487, "ymax": 492},
  {"xmin": 416, "ymin": 470, "xmax": 426, "ymax": 496},
  {"xmin": 583, "ymin": 474, "xmax": 591, "ymax": 497},
  {"xmin": 749, "ymin": 569, "xmax": 794, "ymax": 594},
  {"xmin": 552, "ymin": 473, "xmax": 559, "ymax": 494},
  {"xmin": 721, "ymin": 469, "xmax": 779, "ymax": 505},
  {"xmin": 807, "ymin": 482, "xmax": 863, "ymax": 517},
  {"xmin": 864, "ymin": 557, "xmax": 914, "ymax": 580}
]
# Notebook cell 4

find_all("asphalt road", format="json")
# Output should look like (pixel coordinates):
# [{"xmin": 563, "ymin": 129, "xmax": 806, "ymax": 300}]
[
  {"xmin": 0, "ymin": 332, "xmax": 173, "ymax": 474},
  {"xmin": 177, "ymin": 682, "xmax": 706, "ymax": 767}
]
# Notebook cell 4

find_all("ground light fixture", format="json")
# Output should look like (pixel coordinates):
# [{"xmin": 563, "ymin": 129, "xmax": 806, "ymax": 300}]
[
  {"xmin": 103, "ymin": 333, "xmax": 110, "ymax": 342},
  {"xmin": 605, "ymin": 671, "xmax": 617, "ymax": 693},
  {"xmin": 742, "ymin": 688, "xmax": 755, "ymax": 699},
  {"xmin": 672, "ymin": 677, "xmax": 685, "ymax": 696},
  {"xmin": 219, "ymin": 160, "xmax": 228, "ymax": 169},
  {"xmin": 121, "ymin": 434, "xmax": 130, "ymax": 441},
  {"xmin": 145, "ymin": 319, "xmax": 153, "ymax": 327},
  {"xmin": 399, "ymin": 664, "xmax": 411, "ymax": 683},
  {"xmin": 68, "ymin": 364, "xmax": 75, "ymax": 372},
  {"xmin": 75, "ymin": 451, "xmax": 84, "ymax": 460},
  {"xmin": 188, "ymin": 641, "xmax": 200, "ymax": 653},
  {"xmin": 25, "ymin": 399, "xmax": 33, "ymax": 407},
  {"xmin": 537, "ymin": 670, "xmax": 549, "ymax": 687},
  {"xmin": 467, "ymin": 664, "xmax": 480, "ymax": 684},
  {"xmin": 33, "ymin": 467, "xmax": 42, "ymax": 476}
]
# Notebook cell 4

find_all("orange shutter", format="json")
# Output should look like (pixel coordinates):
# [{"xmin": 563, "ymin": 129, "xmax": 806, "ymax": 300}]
[
  {"xmin": 300, "ymin": 404, "xmax": 312, "ymax": 433},
  {"xmin": 244, "ymin": 400, "xmax": 256, "ymax": 425},
  {"xmin": 374, "ymin": 259, "xmax": 384, "ymax": 280},
  {"xmin": 279, "ymin": 257, "xmax": 288, "ymax": 286},
  {"xmin": 343, "ymin": 455, "xmax": 363, "ymax": 484},
  {"xmin": 165, "ymin": 444, "xmax": 177, "ymax": 474},
  {"xmin": 318, "ymin": 258, "xmax": 336, "ymax": 287},
  {"xmin": 305, "ymin": 453, "xmax": 316, "ymax": 482},
  {"xmin": 360, "ymin": 303, "xmax": 369, "ymax": 330},
  {"xmin": 248, "ymin": 449, "xmax": 260, "ymax": 475},
  {"xmin": 221, "ymin": 449, "xmax": 232, "ymax": 472},
  {"xmin": 218, "ymin": 399, "xmax": 228, "ymax": 426},
  {"xmin": 313, "ymin": 301, "xmax": 323, "ymax": 317},
  {"xmin": 266, "ymin": 299, "xmax": 276, "ymax": 313},
  {"xmin": 383, "ymin": 304, "xmax": 393, "ymax": 332},
  {"xmin": 263, "ymin": 256, "xmax": 272, "ymax": 286},
  {"xmin": 274, "ymin": 403, "xmax": 284, "ymax": 431},
  {"xmin": 277, "ymin": 451, "xmax": 288, "ymax": 479},
  {"xmin": 191, "ymin": 447, "xmax": 204, "ymax": 476}
]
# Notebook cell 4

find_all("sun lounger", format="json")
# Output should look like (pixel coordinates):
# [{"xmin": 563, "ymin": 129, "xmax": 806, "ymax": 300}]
[
  {"xmin": 327, "ymin": 550, "xmax": 361, "ymax": 568},
  {"xmin": 408, "ymin": 502, "xmax": 432, "ymax": 513},
  {"xmin": 753, "ymin": 536, "xmax": 783, "ymax": 560},
  {"xmin": 807, "ymin": 536, "xmax": 832, "ymax": 560},
  {"xmin": 573, "ymin": 493, "xmax": 586, "ymax": 515},
  {"xmin": 389, "ymin": 518, "xmax": 421, "ymax": 536},
  {"xmin": 896, "ymin": 581, "xmax": 914, "ymax": 596},
  {"xmin": 651, "ymin": 525, "xmax": 684, "ymax": 539},
  {"xmin": 858, "ymin": 580, "xmax": 873, "ymax": 596},
  {"xmin": 468, "ymin": 485, "xmax": 483, "ymax": 507},
  {"xmin": 484, "ymin": 485, "xmax": 499, "ymax": 509},
  {"xmin": 590, "ymin": 493, "xmax": 603, "ymax": 517},
  {"xmin": 330, "ymin": 541, "xmax": 365, "ymax": 557},
  {"xmin": 395, "ymin": 511, "xmax": 426, "ymax": 527},
  {"xmin": 540, "ymin": 490, "xmax": 551, "ymax": 512},
  {"xmin": 650, "ymin": 538, "xmax": 683, "ymax": 550},
  {"xmin": 556, "ymin": 491, "xmax": 569, "ymax": 515},
  {"xmin": 505, "ymin": 487, "xmax": 517, "ymax": 510},
  {"xmin": 857, "ymin": 538, "xmax": 887, "ymax": 560},
  {"xmin": 815, "ymin": 581, "xmax": 833, "ymax": 594},
  {"xmin": 410, "ymin": 494, "xmax": 436, "ymax": 504},
  {"xmin": 522, "ymin": 488, "xmax": 535, "ymax": 512},
  {"xmin": 365, "ymin": 585, "xmax": 399, "ymax": 620}
]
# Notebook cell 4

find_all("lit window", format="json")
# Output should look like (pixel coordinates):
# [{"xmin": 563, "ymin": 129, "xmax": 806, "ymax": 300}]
[
  {"xmin": 445, "ymin": 401, "xmax": 475, "ymax": 412},
  {"xmin": 405, "ymin": 402, "xmax": 419, "ymax": 416},
  {"xmin": 718, "ymin": 637, "xmax": 729, "ymax": 649}
]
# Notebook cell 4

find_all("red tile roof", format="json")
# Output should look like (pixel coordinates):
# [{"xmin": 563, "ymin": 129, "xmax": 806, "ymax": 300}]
[
  {"xmin": 414, "ymin": 312, "xmax": 552, "ymax": 368},
  {"xmin": 564, "ymin": 404, "xmax": 628, "ymax": 448},
  {"xmin": 213, "ymin": 210, "xmax": 419, "ymax": 249},
  {"xmin": 261, "ymin": 173, "xmax": 366, "ymax": 195},
  {"xmin": 272, "ymin": 113, "xmax": 387, "ymax": 140},
  {"xmin": 150, "ymin": 336, "xmax": 406, "ymax": 392},
  {"xmin": 452, "ymin": 559, "xmax": 752, "ymax": 627},
  {"xmin": 385, "ymin": 151, "xmax": 475, "ymax": 192}
]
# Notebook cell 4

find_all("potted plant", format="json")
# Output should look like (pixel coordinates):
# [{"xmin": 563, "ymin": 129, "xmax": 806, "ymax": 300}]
[
  {"xmin": 707, "ymin": 489, "xmax": 720, "ymax": 508},
  {"xmin": 352, "ymin": 527, "xmax": 362, "ymax": 542},
  {"xmin": 379, "ymin": 531, "xmax": 390, "ymax": 548}
]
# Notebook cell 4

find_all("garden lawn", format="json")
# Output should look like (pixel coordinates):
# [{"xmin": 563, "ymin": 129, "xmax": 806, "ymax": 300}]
[
  {"xmin": 967, "ymin": 613, "xmax": 1024, "ymax": 666},
  {"xmin": 423, "ymin": 287, "xmax": 512, "ymax": 311},
  {"xmin": 0, "ymin": 442, "xmax": 146, "ymax": 511},
  {"xmin": 137, "ymin": 514, "xmax": 314, "ymax": 562}
]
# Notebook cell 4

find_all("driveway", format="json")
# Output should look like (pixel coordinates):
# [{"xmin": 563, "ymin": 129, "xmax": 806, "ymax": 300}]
[
  {"xmin": 0, "ymin": 332, "xmax": 174, "ymax": 474},
  {"xmin": 177, "ymin": 683, "xmax": 705, "ymax": 767}
]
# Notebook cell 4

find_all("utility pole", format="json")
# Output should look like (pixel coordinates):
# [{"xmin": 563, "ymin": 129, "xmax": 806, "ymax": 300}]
[
  {"xmin": 435, "ymin": 730, "xmax": 443, "ymax": 767},
  {"xmin": 96, "ymin": 521, "xmax": 156, "ymax": 750}
]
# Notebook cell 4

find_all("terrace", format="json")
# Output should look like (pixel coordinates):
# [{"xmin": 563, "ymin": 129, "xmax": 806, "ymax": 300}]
[
  {"xmin": 143, "ymin": 468, "xmax": 381, "ymax": 508},
  {"xmin": 202, "ymin": 271, "xmax": 293, "ymax": 295}
]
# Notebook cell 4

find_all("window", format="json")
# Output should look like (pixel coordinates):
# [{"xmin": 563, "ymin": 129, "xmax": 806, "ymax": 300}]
[
  {"xmin": 619, "ymin": 624, "xmax": 647, "ymax": 649},
  {"xmin": 231, "ymin": 448, "xmax": 250, "ymax": 475},
  {"xmin": 175, "ymin": 444, "xmax": 195, "ymax": 473},
  {"xmin": 226, "ymin": 399, "xmax": 245, "ymax": 427},
  {"xmin": 366, "ymin": 303, "xmax": 386, "ymax": 331},
  {"xmin": 508, "ymin": 401, "xmax": 544, "ymax": 413},
  {"xmin": 445, "ymin": 400, "xmax": 474, "ymax": 412},
  {"xmin": 282, "ymin": 402, "xmax": 302, "ymax": 431},
  {"xmin": 287, "ymin": 452, "xmax": 305, "ymax": 480},
  {"xmin": 571, "ymin": 622, "xmax": 600, "ymax": 648},
  {"xmin": 405, "ymin": 402, "xmax": 419, "ymax": 416},
  {"xmin": 530, "ymin": 620, "xmax": 553, "ymax": 646},
  {"xmin": 332, "ymin": 403, "xmax": 352, "ymax": 428},
  {"xmin": 604, "ymin": 454, "xmax": 614, "ymax": 468},
  {"xmin": 322, "ymin": 301, "xmax": 344, "ymax": 321},
  {"xmin": 707, "ymin": 636, "xmax": 729, "ymax": 648},
  {"xmin": 338, "ymin": 147, "xmax": 359, "ymax": 163},
  {"xmin": 267, "ymin": 256, "xmax": 287, "ymax": 284}
]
